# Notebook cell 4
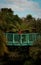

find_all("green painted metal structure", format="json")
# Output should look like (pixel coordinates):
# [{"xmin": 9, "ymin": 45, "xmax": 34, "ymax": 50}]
[{"xmin": 5, "ymin": 33, "xmax": 41, "ymax": 46}]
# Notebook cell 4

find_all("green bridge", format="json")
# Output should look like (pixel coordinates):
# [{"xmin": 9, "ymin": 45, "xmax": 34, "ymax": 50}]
[{"xmin": 5, "ymin": 33, "xmax": 41, "ymax": 46}]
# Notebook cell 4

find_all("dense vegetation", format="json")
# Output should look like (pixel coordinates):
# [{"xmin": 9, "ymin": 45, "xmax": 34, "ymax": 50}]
[
  {"xmin": 0, "ymin": 8, "xmax": 41, "ymax": 33},
  {"xmin": 0, "ymin": 8, "xmax": 41, "ymax": 65}
]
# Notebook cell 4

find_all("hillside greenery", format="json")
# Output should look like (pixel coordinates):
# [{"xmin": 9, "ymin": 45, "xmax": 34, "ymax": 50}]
[
  {"xmin": 0, "ymin": 8, "xmax": 41, "ymax": 65},
  {"xmin": 0, "ymin": 8, "xmax": 41, "ymax": 33}
]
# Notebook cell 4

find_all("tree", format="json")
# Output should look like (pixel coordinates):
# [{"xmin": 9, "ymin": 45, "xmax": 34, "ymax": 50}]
[
  {"xmin": 1, "ymin": 8, "xmax": 13, "ymax": 15},
  {"xmin": 0, "ymin": 8, "xmax": 22, "ymax": 32},
  {"xmin": 24, "ymin": 60, "xmax": 33, "ymax": 65},
  {"xmin": 0, "ymin": 8, "xmax": 15, "ymax": 32},
  {"xmin": 29, "ymin": 37, "xmax": 41, "ymax": 61},
  {"xmin": 36, "ymin": 18, "xmax": 41, "ymax": 33},
  {"xmin": 0, "ymin": 30, "xmax": 8, "ymax": 56},
  {"xmin": 26, "ymin": 14, "xmax": 33, "ymax": 21}
]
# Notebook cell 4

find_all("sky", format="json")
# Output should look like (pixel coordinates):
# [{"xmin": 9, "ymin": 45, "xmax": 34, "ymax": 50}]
[{"xmin": 0, "ymin": 0, "xmax": 41, "ymax": 18}]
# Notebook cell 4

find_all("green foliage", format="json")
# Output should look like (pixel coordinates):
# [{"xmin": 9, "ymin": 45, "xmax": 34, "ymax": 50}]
[
  {"xmin": 26, "ymin": 14, "xmax": 33, "ymax": 20},
  {"xmin": 0, "ymin": 30, "xmax": 8, "ymax": 56},
  {"xmin": 0, "ymin": 8, "xmax": 41, "ymax": 65},
  {"xmin": 29, "ymin": 38, "xmax": 41, "ymax": 61},
  {"xmin": 0, "ymin": 8, "xmax": 41, "ymax": 33},
  {"xmin": 24, "ymin": 60, "xmax": 33, "ymax": 65},
  {"xmin": 0, "ymin": 8, "xmax": 22, "ymax": 32}
]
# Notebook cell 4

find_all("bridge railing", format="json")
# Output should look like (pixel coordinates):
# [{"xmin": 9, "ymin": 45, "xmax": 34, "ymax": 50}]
[{"xmin": 5, "ymin": 33, "xmax": 41, "ymax": 46}]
